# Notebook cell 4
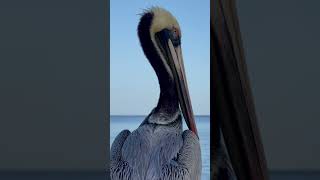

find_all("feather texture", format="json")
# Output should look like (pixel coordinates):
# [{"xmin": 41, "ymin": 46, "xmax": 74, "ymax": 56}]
[{"xmin": 110, "ymin": 117, "xmax": 201, "ymax": 180}]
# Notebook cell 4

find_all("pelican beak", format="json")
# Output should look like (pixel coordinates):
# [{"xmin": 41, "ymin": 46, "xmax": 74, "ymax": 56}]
[{"xmin": 155, "ymin": 30, "xmax": 199, "ymax": 138}]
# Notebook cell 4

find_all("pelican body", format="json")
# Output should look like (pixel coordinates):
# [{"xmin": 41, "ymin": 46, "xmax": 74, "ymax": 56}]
[{"xmin": 110, "ymin": 8, "xmax": 201, "ymax": 180}]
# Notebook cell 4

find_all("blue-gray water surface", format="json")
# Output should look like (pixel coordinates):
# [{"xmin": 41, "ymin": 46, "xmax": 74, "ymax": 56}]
[{"xmin": 110, "ymin": 115, "xmax": 210, "ymax": 180}]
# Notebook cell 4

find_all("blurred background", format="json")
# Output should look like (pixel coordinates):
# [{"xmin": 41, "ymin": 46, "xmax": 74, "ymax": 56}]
[
  {"xmin": 0, "ymin": 0, "xmax": 107, "ymax": 179},
  {"xmin": 237, "ymin": 0, "xmax": 320, "ymax": 179}
]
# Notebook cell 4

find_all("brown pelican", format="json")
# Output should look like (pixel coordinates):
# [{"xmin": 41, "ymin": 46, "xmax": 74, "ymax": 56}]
[{"xmin": 110, "ymin": 7, "xmax": 201, "ymax": 180}]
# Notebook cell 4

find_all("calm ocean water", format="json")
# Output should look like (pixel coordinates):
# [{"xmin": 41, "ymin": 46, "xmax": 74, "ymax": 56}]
[{"xmin": 110, "ymin": 115, "xmax": 210, "ymax": 180}]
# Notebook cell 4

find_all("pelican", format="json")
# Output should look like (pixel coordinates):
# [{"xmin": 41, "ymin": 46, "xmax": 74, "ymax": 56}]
[{"xmin": 110, "ymin": 7, "xmax": 201, "ymax": 180}]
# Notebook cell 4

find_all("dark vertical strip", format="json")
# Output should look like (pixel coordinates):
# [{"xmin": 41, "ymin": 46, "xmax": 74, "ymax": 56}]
[
  {"xmin": 212, "ymin": 0, "xmax": 269, "ymax": 179},
  {"xmin": 105, "ymin": 0, "xmax": 110, "ymax": 178},
  {"xmin": 211, "ymin": 0, "xmax": 220, "ymax": 179},
  {"xmin": 210, "ymin": 0, "xmax": 216, "ymax": 179}
]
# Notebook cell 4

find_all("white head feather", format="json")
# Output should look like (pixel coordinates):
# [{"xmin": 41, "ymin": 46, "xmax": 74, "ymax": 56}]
[
  {"xmin": 148, "ymin": 7, "xmax": 181, "ymax": 35},
  {"xmin": 142, "ymin": 7, "xmax": 182, "ymax": 81}
]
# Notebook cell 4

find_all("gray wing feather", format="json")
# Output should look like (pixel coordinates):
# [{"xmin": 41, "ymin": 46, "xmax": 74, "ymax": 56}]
[
  {"xmin": 110, "ymin": 129, "xmax": 202, "ymax": 180},
  {"xmin": 110, "ymin": 130, "xmax": 133, "ymax": 180},
  {"xmin": 161, "ymin": 130, "xmax": 202, "ymax": 180}
]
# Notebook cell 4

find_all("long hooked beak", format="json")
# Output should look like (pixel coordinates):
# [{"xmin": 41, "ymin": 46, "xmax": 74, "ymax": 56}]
[{"xmin": 155, "ymin": 31, "xmax": 199, "ymax": 138}]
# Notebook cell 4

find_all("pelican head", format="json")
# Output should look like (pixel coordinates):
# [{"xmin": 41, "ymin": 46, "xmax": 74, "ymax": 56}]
[{"xmin": 137, "ymin": 7, "xmax": 198, "ymax": 137}]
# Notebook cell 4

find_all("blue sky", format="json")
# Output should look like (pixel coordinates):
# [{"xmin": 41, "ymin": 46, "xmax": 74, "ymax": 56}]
[{"xmin": 110, "ymin": 0, "xmax": 210, "ymax": 115}]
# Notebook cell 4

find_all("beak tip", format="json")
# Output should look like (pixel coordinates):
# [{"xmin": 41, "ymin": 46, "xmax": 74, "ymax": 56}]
[{"xmin": 191, "ymin": 127, "xmax": 199, "ymax": 139}]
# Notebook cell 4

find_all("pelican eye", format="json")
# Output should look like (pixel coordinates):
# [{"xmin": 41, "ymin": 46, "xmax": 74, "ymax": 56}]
[
  {"xmin": 169, "ymin": 28, "xmax": 181, "ymax": 47},
  {"xmin": 172, "ymin": 29, "xmax": 179, "ymax": 40},
  {"xmin": 155, "ymin": 28, "xmax": 181, "ymax": 48}
]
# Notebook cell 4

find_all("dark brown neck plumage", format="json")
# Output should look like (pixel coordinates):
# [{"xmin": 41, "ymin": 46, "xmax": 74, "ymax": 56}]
[{"xmin": 138, "ymin": 12, "xmax": 179, "ymax": 123}]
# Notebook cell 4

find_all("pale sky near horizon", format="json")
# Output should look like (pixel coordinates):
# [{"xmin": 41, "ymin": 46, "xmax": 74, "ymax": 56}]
[{"xmin": 110, "ymin": 0, "xmax": 210, "ymax": 115}]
